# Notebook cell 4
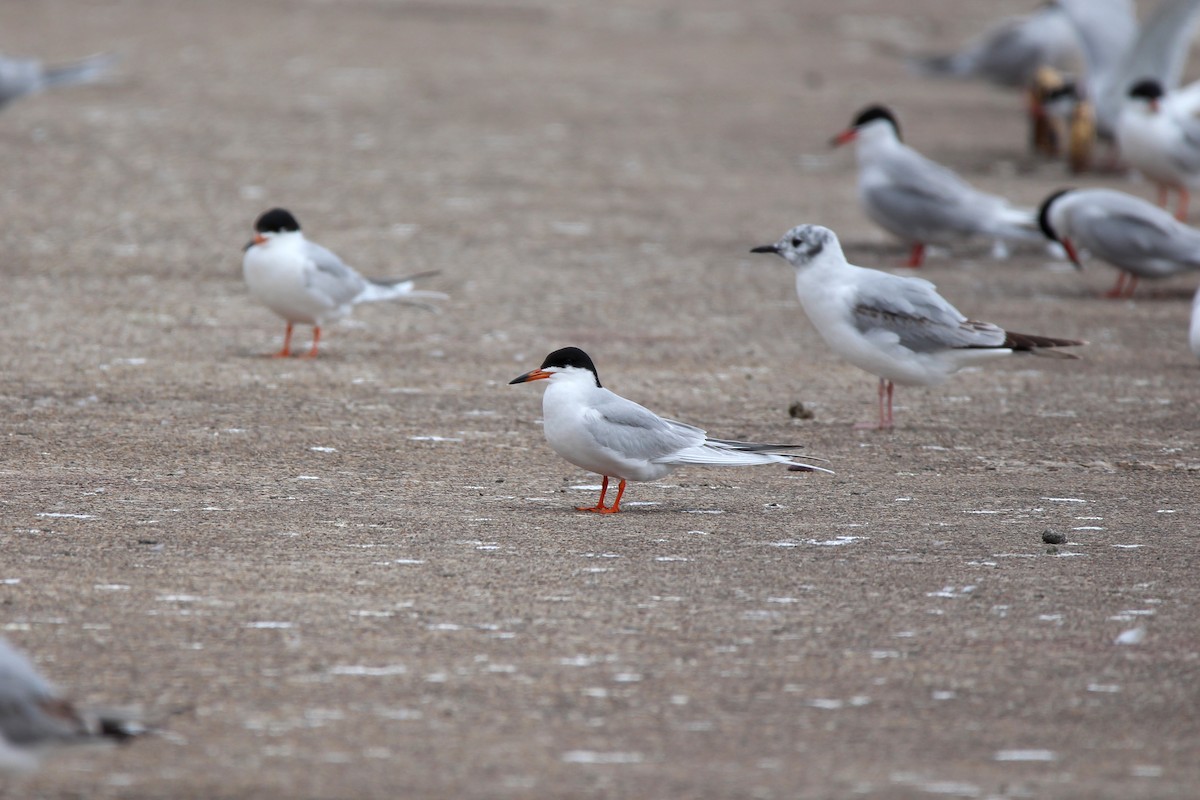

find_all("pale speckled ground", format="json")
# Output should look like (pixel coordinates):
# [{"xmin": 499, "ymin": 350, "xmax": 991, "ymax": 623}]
[{"xmin": 1, "ymin": 1, "xmax": 1198, "ymax": 798}]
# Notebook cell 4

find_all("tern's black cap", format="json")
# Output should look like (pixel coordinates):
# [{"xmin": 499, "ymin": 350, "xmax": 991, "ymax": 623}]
[
  {"xmin": 1128, "ymin": 78, "xmax": 1164, "ymax": 100},
  {"xmin": 1036, "ymin": 188, "xmax": 1073, "ymax": 242},
  {"xmin": 254, "ymin": 208, "xmax": 301, "ymax": 234},
  {"xmin": 851, "ymin": 104, "xmax": 900, "ymax": 138},
  {"xmin": 541, "ymin": 347, "xmax": 598, "ymax": 375}
]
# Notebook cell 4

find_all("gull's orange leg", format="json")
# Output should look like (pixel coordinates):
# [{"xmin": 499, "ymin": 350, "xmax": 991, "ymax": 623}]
[
  {"xmin": 303, "ymin": 326, "xmax": 322, "ymax": 358},
  {"xmin": 576, "ymin": 476, "xmax": 610, "ymax": 512},
  {"xmin": 271, "ymin": 323, "xmax": 294, "ymax": 358},
  {"xmin": 882, "ymin": 380, "xmax": 895, "ymax": 429},
  {"xmin": 906, "ymin": 243, "xmax": 925, "ymax": 268},
  {"xmin": 854, "ymin": 378, "xmax": 894, "ymax": 430}
]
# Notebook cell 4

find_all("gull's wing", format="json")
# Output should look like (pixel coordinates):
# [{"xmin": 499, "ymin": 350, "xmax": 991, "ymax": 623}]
[
  {"xmin": 849, "ymin": 269, "xmax": 1007, "ymax": 352},
  {"xmin": 302, "ymin": 240, "xmax": 367, "ymax": 307},
  {"xmin": 581, "ymin": 392, "xmax": 703, "ymax": 462}
]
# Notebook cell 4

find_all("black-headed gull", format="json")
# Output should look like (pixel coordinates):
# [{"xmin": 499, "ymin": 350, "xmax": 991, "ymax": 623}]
[
  {"xmin": 1038, "ymin": 187, "xmax": 1200, "ymax": 298},
  {"xmin": 0, "ymin": 51, "xmax": 115, "ymax": 110},
  {"xmin": 1116, "ymin": 78, "xmax": 1200, "ymax": 219},
  {"xmin": 242, "ymin": 208, "xmax": 446, "ymax": 357},
  {"xmin": 752, "ymin": 225, "xmax": 1084, "ymax": 429},
  {"xmin": 510, "ymin": 347, "xmax": 829, "ymax": 514},
  {"xmin": 831, "ymin": 105, "xmax": 1042, "ymax": 267},
  {"xmin": 0, "ymin": 637, "xmax": 144, "ymax": 771}
]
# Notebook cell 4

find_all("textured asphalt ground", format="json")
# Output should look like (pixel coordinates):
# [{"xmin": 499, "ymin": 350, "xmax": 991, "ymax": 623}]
[{"xmin": 2, "ymin": 1, "xmax": 1198, "ymax": 797}]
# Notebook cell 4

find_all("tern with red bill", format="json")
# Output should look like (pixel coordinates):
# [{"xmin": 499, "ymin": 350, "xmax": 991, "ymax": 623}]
[
  {"xmin": 510, "ymin": 347, "xmax": 829, "ymax": 514},
  {"xmin": 1116, "ymin": 78, "xmax": 1200, "ymax": 220},
  {"xmin": 242, "ymin": 208, "xmax": 446, "ymax": 357},
  {"xmin": 752, "ymin": 225, "xmax": 1084, "ymax": 429},
  {"xmin": 831, "ymin": 105, "xmax": 1043, "ymax": 267},
  {"xmin": 1038, "ymin": 188, "xmax": 1200, "ymax": 298}
]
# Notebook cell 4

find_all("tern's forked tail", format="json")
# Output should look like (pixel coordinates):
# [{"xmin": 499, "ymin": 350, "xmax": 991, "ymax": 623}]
[{"xmin": 359, "ymin": 270, "xmax": 448, "ymax": 309}]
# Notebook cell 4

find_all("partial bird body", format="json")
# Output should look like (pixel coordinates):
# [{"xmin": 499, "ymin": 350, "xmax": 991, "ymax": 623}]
[
  {"xmin": 242, "ymin": 208, "xmax": 446, "ymax": 357},
  {"xmin": 752, "ymin": 225, "xmax": 1083, "ymax": 428},
  {"xmin": 0, "ymin": 638, "xmax": 144, "ymax": 771},
  {"xmin": 911, "ymin": 4, "xmax": 1079, "ymax": 88},
  {"xmin": 0, "ymin": 52, "xmax": 115, "ymax": 109},
  {"xmin": 510, "ymin": 347, "xmax": 827, "ymax": 513}
]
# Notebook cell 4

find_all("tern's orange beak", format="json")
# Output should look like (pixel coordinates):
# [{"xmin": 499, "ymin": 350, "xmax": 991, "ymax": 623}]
[
  {"xmin": 509, "ymin": 368, "xmax": 551, "ymax": 385},
  {"xmin": 830, "ymin": 128, "xmax": 857, "ymax": 148},
  {"xmin": 253, "ymin": 233, "xmax": 268, "ymax": 245}
]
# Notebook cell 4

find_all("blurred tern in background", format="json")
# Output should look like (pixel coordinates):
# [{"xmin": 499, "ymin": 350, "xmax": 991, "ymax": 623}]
[
  {"xmin": 831, "ymin": 105, "xmax": 1044, "ymax": 267},
  {"xmin": 1058, "ymin": 0, "xmax": 1200, "ymax": 166},
  {"xmin": 510, "ymin": 347, "xmax": 829, "ymax": 514},
  {"xmin": 910, "ymin": 3, "xmax": 1079, "ymax": 89},
  {"xmin": 1116, "ymin": 78, "xmax": 1200, "ymax": 219},
  {"xmin": 1038, "ymin": 187, "xmax": 1200, "ymax": 297},
  {"xmin": 0, "ymin": 51, "xmax": 116, "ymax": 110},
  {"xmin": 0, "ymin": 638, "xmax": 145, "ymax": 772},
  {"xmin": 752, "ymin": 225, "xmax": 1084, "ymax": 429},
  {"xmin": 242, "ymin": 208, "xmax": 446, "ymax": 358}
]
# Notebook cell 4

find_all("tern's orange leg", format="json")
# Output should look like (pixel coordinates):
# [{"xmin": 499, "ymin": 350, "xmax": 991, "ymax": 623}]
[
  {"xmin": 271, "ymin": 323, "xmax": 294, "ymax": 358},
  {"xmin": 303, "ymin": 326, "xmax": 322, "ymax": 359},
  {"xmin": 575, "ymin": 476, "xmax": 610, "ymax": 512},
  {"xmin": 598, "ymin": 479, "xmax": 626, "ymax": 514},
  {"xmin": 906, "ymin": 243, "xmax": 925, "ymax": 268},
  {"xmin": 1104, "ymin": 272, "xmax": 1132, "ymax": 299},
  {"xmin": 1177, "ymin": 188, "xmax": 1190, "ymax": 221}
]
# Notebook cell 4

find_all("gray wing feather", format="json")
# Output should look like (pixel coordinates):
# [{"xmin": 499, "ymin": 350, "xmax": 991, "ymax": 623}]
[
  {"xmin": 1077, "ymin": 205, "xmax": 1200, "ymax": 266},
  {"xmin": 851, "ymin": 272, "xmax": 1006, "ymax": 351},
  {"xmin": 303, "ymin": 241, "xmax": 366, "ymax": 306},
  {"xmin": 582, "ymin": 398, "xmax": 702, "ymax": 462},
  {"xmin": 869, "ymin": 149, "xmax": 1011, "ymax": 237}
]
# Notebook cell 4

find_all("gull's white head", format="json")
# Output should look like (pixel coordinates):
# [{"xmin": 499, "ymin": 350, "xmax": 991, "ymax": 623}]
[
  {"xmin": 247, "ymin": 207, "xmax": 303, "ymax": 250},
  {"xmin": 510, "ymin": 346, "xmax": 602, "ymax": 388},
  {"xmin": 750, "ymin": 224, "xmax": 841, "ymax": 269}
]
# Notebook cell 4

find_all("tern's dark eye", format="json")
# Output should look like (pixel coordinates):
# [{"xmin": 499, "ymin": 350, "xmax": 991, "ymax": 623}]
[{"xmin": 791, "ymin": 237, "xmax": 803, "ymax": 248}]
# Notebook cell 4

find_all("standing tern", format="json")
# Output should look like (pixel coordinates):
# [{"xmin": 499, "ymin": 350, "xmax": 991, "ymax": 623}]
[
  {"xmin": 751, "ymin": 225, "xmax": 1084, "ymax": 429},
  {"xmin": 0, "ymin": 52, "xmax": 116, "ymax": 110},
  {"xmin": 831, "ymin": 105, "xmax": 1043, "ymax": 267},
  {"xmin": 242, "ymin": 208, "xmax": 447, "ymax": 357},
  {"xmin": 0, "ymin": 637, "xmax": 145, "ymax": 771},
  {"xmin": 509, "ymin": 347, "xmax": 829, "ymax": 514},
  {"xmin": 1116, "ymin": 78, "xmax": 1200, "ymax": 219},
  {"xmin": 1038, "ymin": 187, "xmax": 1200, "ymax": 298}
]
